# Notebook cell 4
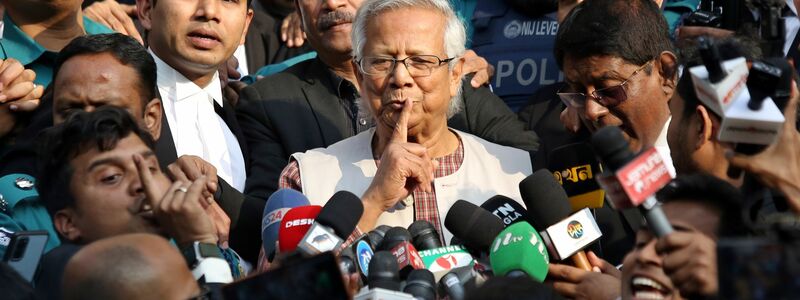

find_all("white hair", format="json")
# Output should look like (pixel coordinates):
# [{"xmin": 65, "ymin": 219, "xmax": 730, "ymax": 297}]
[{"xmin": 351, "ymin": 0, "xmax": 467, "ymax": 117}]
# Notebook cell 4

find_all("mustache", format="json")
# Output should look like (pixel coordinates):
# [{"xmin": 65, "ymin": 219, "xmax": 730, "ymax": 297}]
[{"xmin": 317, "ymin": 10, "xmax": 354, "ymax": 30}]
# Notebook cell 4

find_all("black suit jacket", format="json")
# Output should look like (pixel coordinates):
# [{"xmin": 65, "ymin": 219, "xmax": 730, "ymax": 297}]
[
  {"xmin": 236, "ymin": 57, "xmax": 540, "ymax": 202},
  {"xmin": 154, "ymin": 90, "xmax": 265, "ymax": 264},
  {"xmin": 243, "ymin": 9, "xmax": 313, "ymax": 73}
]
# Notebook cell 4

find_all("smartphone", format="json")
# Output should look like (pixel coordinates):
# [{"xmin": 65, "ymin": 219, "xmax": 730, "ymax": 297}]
[
  {"xmin": 2, "ymin": 231, "xmax": 49, "ymax": 282},
  {"xmin": 222, "ymin": 251, "xmax": 348, "ymax": 300}
]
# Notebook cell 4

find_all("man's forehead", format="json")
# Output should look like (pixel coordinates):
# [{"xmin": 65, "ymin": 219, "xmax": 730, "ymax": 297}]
[
  {"xmin": 563, "ymin": 55, "xmax": 633, "ymax": 80},
  {"xmin": 73, "ymin": 136, "xmax": 154, "ymax": 171}
]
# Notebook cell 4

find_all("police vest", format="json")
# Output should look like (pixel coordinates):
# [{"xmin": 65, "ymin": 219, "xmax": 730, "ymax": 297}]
[{"xmin": 471, "ymin": 2, "xmax": 563, "ymax": 111}]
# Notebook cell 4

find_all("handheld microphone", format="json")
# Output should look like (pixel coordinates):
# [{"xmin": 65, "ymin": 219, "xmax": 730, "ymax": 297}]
[
  {"xmin": 489, "ymin": 221, "xmax": 550, "ymax": 282},
  {"xmin": 408, "ymin": 220, "xmax": 443, "ymax": 251},
  {"xmin": 403, "ymin": 269, "xmax": 437, "ymax": 300},
  {"xmin": 367, "ymin": 251, "xmax": 401, "ymax": 291},
  {"xmin": 378, "ymin": 227, "xmax": 413, "ymax": 251},
  {"xmin": 444, "ymin": 200, "xmax": 505, "ymax": 255},
  {"xmin": 547, "ymin": 143, "xmax": 606, "ymax": 210},
  {"xmin": 480, "ymin": 195, "xmax": 531, "ymax": 227},
  {"xmin": 591, "ymin": 126, "xmax": 674, "ymax": 237},
  {"xmin": 378, "ymin": 227, "xmax": 425, "ymax": 279},
  {"xmin": 521, "ymin": 169, "xmax": 602, "ymax": 271},
  {"xmin": 297, "ymin": 191, "xmax": 364, "ymax": 256},
  {"xmin": 262, "ymin": 189, "xmax": 310, "ymax": 258},
  {"xmin": 278, "ymin": 205, "xmax": 322, "ymax": 253},
  {"xmin": 368, "ymin": 225, "xmax": 392, "ymax": 249}
]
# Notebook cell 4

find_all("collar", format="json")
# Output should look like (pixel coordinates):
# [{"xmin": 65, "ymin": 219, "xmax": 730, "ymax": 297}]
[
  {"xmin": 654, "ymin": 117, "xmax": 677, "ymax": 176},
  {"xmin": 325, "ymin": 67, "xmax": 356, "ymax": 99},
  {"xmin": 654, "ymin": 117, "xmax": 671, "ymax": 149},
  {"xmin": 789, "ymin": 0, "xmax": 798, "ymax": 17},
  {"xmin": 151, "ymin": 49, "xmax": 224, "ymax": 107}
]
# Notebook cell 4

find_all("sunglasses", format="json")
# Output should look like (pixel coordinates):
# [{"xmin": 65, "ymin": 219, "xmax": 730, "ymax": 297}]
[{"xmin": 557, "ymin": 60, "xmax": 653, "ymax": 108}]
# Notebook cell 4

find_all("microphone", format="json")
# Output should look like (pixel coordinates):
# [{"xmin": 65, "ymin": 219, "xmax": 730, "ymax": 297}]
[
  {"xmin": 403, "ymin": 269, "xmax": 437, "ymax": 300},
  {"xmin": 547, "ymin": 143, "xmax": 606, "ymax": 210},
  {"xmin": 379, "ymin": 227, "xmax": 425, "ymax": 279},
  {"xmin": 444, "ymin": 200, "xmax": 505, "ymax": 255},
  {"xmin": 367, "ymin": 251, "xmax": 401, "ymax": 291},
  {"xmin": 489, "ymin": 221, "xmax": 550, "ymax": 282},
  {"xmin": 689, "ymin": 36, "xmax": 750, "ymax": 117},
  {"xmin": 480, "ymin": 195, "xmax": 531, "ymax": 227},
  {"xmin": 262, "ymin": 189, "xmax": 310, "ymax": 258},
  {"xmin": 521, "ymin": 169, "xmax": 602, "ymax": 271},
  {"xmin": 297, "ymin": 191, "xmax": 364, "ymax": 256},
  {"xmin": 591, "ymin": 126, "xmax": 674, "ymax": 237},
  {"xmin": 408, "ymin": 220, "xmax": 443, "ymax": 250},
  {"xmin": 277, "ymin": 205, "xmax": 321, "ymax": 253},
  {"xmin": 367, "ymin": 225, "xmax": 392, "ymax": 249}
]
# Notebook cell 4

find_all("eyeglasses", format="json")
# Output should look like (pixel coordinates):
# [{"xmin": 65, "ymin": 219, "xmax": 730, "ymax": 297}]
[
  {"xmin": 557, "ymin": 60, "xmax": 653, "ymax": 108},
  {"xmin": 356, "ymin": 55, "xmax": 455, "ymax": 77}
]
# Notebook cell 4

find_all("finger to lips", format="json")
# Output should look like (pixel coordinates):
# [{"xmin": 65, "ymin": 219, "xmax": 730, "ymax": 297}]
[
  {"xmin": 392, "ymin": 99, "xmax": 413, "ymax": 143},
  {"xmin": 134, "ymin": 153, "xmax": 160, "ymax": 206}
]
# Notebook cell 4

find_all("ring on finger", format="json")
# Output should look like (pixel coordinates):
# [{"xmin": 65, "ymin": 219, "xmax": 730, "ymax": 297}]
[{"xmin": 177, "ymin": 186, "xmax": 189, "ymax": 193}]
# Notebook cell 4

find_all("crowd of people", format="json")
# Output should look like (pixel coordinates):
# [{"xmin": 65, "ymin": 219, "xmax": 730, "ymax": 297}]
[{"xmin": 0, "ymin": 0, "xmax": 799, "ymax": 299}]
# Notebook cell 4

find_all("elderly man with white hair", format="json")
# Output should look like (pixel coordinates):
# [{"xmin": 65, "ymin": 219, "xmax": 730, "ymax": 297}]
[{"xmin": 278, "ymin": 0, "xmax": 532, "ymax": 242}]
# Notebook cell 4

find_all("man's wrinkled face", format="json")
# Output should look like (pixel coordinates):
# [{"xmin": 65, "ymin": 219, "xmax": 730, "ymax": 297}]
[
  {"xmin": 65, "ymin": 134, "xmax": 171, "ymax": 243},
  {"xmin": 53, "ymin": 53, "xmax": 146, "ymax": 124},
  {"xmin": 356, "ymin": 7, "xmax": 462, "ymax": 138},
  {"xmin": 620, "ymin": 201, "xmax": 720, "ymax": 300},
  {"xmin": 296, "ymin": 0, "xmax": 363, "ymax": 56},
  {"xmin": 562, "ymin": 55, "xmax": 671, "ymax": 153},
  {"xmin": 142, "ymin": 0, "xmax": 252, "ymax": 76}
]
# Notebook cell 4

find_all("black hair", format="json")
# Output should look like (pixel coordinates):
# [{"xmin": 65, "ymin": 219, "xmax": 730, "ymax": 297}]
[
  {"xmin": 53, "ymin": 33, "xmax": 157, "ymax": 112},
  {"xmin": 656, "ymin": 173, "xmax": 750, "ymax": 237},
  {"xmin": 554, "ymin": 0, "xmax": 673, "ymax": 69},
  {"xmin": 37, "ymin": 106, "xmax": 156, "ymax": 217}
]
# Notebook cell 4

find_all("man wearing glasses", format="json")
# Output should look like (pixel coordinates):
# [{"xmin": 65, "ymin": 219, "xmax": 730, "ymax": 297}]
[
  {"xmin": 276, "ymin": 0, "xmax": 531, "ymax": 240},
  {"xmin": 236, "ymin": 0, "xmax": 540, "ymax": 220}
]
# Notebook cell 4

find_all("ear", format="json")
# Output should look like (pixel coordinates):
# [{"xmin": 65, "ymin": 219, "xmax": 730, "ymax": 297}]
[
  {"xmin": 449, "ymin": 57, "xmax": 465, "ymax": 97},
  {"xmin": 352, "ymin": 59, "xmax": 364, "ymax": 88},
  {"xmin": 656, "ymin": 51, "xmax": 678, "ymax": 98},
  {"xmin": 53, "ymin": 209, "xmax": 82, "ymax": 242},
  {"xmin": 239, "ymin": 9, "xmax": 255, "ymax": 46},
  {"xmin": 137, "ymin": 0, "xmax": 154, "ymax": 31},
  {"xmin": 143, "ymin": 98, "xmax": 163, "ymax": 140},
  {"xmin": 694, "ymin": 105, "xmax": 716, "ymax": 150}
]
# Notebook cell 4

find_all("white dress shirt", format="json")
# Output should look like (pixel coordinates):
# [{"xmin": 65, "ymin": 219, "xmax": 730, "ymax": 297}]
[
  {"xmin": 654, "ymin": 117, "xmax": 677, "ymax": 177},
  {"xmin": 151, "ymin": 52, "xmax": 246, "ymax": 192}
]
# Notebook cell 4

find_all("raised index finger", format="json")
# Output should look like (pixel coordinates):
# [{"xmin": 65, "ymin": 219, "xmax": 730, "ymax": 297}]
[{"xmin": 391, "ymin": 99, "xmax": 413, "ymax": 143}]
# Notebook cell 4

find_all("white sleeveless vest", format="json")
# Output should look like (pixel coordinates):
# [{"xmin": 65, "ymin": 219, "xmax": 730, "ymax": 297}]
[{"xmin": 292, "ymin": 128, "xmax": 532, "ymax": 243}]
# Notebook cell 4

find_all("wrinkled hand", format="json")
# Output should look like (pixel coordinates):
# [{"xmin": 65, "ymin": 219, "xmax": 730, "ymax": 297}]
[
  {"xmin": 84, "ymin": 0, "xmax": 143, "ymax": 44},
  {"xmin": 0, "ymin": 59, "xmax": 44, "ymax": 137},
  {"xmin": 727, "ymin": 82, "xmax": 800, "ymax": 211},
  {"xmin": 547, "ymin": 251, "xmax": 621, "ymax": 300},
  {"xmin": 462, "ymin": 50, "xmax": 494, "ymax": 88},
  {"xmin": 655, "ymin": 231, "xmax": 718, "ymax": 297},
  {"xmin": 361, "ymin": 101, "xmax": 437, "ymax": 229},
  {"xmin": 136, "ymin": 154, "xmax": 217, "ymax": 247},
  {"xmin": 281, "ymin": 11, "xmax": 306, "ymax": 48}
]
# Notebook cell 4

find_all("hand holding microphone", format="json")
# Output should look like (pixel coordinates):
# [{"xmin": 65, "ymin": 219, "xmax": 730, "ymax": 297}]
[
  {"xmin": 547, "ymin": 251, "xmax": 621, "ymax": 300},
  {"xmin": 655, "ymin": 230, "xmax": 718, "ymax": 297}
]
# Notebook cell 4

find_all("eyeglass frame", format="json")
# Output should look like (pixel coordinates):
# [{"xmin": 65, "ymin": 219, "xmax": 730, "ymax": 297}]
[
  {"xmin": 354, "ymin": 54, "xmax": 456, "ymax": 77},
  {"xmin": 557, "ymin": 60, "xmax": 654, "ymax": 108}
]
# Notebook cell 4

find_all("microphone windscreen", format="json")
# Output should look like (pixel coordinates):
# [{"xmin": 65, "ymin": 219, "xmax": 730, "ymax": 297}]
[
  {"xmin": 519, "ymin": 169, "xmax": 572, "ymax": 231},
  {"xmin": 589, "ymin": 126, "xmax": 634, "ymax": 171},
  {"xmin": 547, "ymin": 143, "xmax": 606, "ymax": 210},
  {"xmin": 489, "ymin": 221, "xmax": 550, "ymax": 282},
  {"xmin": 368, "ymin": 251, "xmax": 401, "ymax": 291},
  {"xmin": 262, "ymin": 189, "xmax": 310, "ymax": 257},
  {"xmin": 403, "ymin": 269, "xmax": 436, "ymax": 300},
  {"xmin": 444, "ymin": 200, "xmax": 505, "ymax": 253},
  {"xmin": 378, "ymin": 227, "xmax": 412, "ymax": 251},
  {"xmin": 480, "ymin": 195, "xmax": 530, "ymax": 227},
  {"xmin": 316, "ymin": 191, "xmax": 364, "ymax": 239},
  {"xmin": 278, "ymin": 205, "xmax": 322, "ymax": 253},
  {"xmin": 408, "ymin": 220, "xmax": 443, "ymax": 251}
]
